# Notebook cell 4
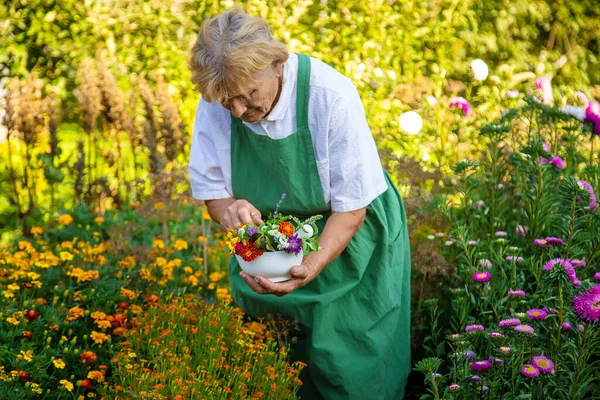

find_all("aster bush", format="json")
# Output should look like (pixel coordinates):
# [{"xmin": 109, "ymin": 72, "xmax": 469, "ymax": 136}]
[{"xmin": 416, "ymin": 91, "xmax": 600, "ymax": 399}]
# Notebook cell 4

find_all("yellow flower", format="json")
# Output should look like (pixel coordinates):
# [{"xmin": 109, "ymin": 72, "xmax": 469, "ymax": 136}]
[
  {"xmin": 94, "ymin": 216, "xmax": 104, "ymax": 224},
  {"xmin": 3, "ymin": 291, "xmax": 14, "ymax": 299},
  {"xmin": 154, "ymin": 202, "xmax": 165, "ymax": 210},
  {"xmin": 90, "ymin": 331, "xmax": 109, "ymax": 344},
  {"xmin": 58, "ymin": 214, "xmax": 73, "ymax": 225},
  {"xmin": 198, "ymin": 235, "xmax": 209, "ymax": 245},
  {"xmin": 202, "ymin": 210, "xmax": 211, "ymax": 220},
  {"xmin": 7, "ymin": 283, "xmax": 19, "ymax": 291},
  {"xmin": 20, "ymin": 350, "xmax": 33, "ymax": 362},
  {"xmin": 60, "ymin": 379, "xmax": 74, "ymax": 392},
  {"xmin": 7, "ymin": 317, "xmax": 19, "ymax": 325},
  {"xmin": 90, "ymin": 311, "xmax": 106, "ymax": 321},
  {"xmin": 30, "ymin": 227, "xmax": 44, "ymax": 236},
  {"xmin": 128, "ymin": 352, "xmax": 137, "ymax": 358},
  {"xmin": 152, "ymin": 239, "xmax": 165, "ymax": 249},
  {"xmin": 121, "ymin": 288, "xmax": 136, "ymax": 299},
  {"xmin": 96, "ymin": 320, "xmax": 112, "ymax": 329},
  {"xmin": 66, "ymin": 306, "xmax": 84, "ymax": 322},
  {"xmin": 60, "ymin": 251, "xmax": 74, "ymax": 261},
  {"xmin": 53, "ymin": 358, "xmax": 66, "ymax": 369},
  {"xmin": 174, "ymin": 238, "xmax": 188, "ymax": 251},
  {"xmin": 209, "ymin": 271, "xmax": 224, "ymax": 283},
  {"xmin": 87, "ymin": 370, "xmax": 105, "ymax": 382},
  {"xmin": 183, "ymin": 266, "xmax": 193, "ymax": 274}
]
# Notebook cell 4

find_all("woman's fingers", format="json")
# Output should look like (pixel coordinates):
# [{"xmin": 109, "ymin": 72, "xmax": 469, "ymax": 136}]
[
  {"xmin": 240, "ymin": 272, "xmax": 268, "ymax": 294},
  {"xmin": 255, "ymin": 276, "xmax": 301, "ymax": 296},
  {"xmin": 250, "ymin": 208, "xmax": 263, "ymax": 226},
  {"xmin": 237, "ymin": 207, "xmax": 255, "ymax": 227}
]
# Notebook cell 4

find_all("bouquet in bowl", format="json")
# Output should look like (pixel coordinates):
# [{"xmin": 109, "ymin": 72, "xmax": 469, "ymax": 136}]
[{"xmin": 226, "ymin": 194, "xmax": 323, "ymax": 282}]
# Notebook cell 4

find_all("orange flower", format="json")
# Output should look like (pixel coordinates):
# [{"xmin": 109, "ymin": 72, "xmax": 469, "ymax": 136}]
[
  {"xmin": 90, "ymin": 331, "xmax": 109, "ymax": 344},
  {"xmin": 66, "ymin": 306, "xmax": 84, "ymax": 322},
  {"xmin": 30, "ymin": 227, "xmax": 44, "ymax": 236},
  {"xmin": 87, "ymin": 370, "xmax": 104, "ymax": 382},
  {"xmin": 278, "ymin": 221, "xmax": 295, "ymax": 237},
  {"xmin": 81, "ymin": 351, "xmax": 97, "ymax": 363},
  {"xmin": 58, "ymin": 214, "xmax": 73, "ymax": 225}
]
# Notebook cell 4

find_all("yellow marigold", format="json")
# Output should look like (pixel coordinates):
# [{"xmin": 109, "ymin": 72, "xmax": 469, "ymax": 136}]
[
  {"xmin": 119, "ymin": 256, "xmax": 136, "ymax": 268},
  {"xmin": 20, "ymin": 350, "xmax": 33, "ymax": 362},
  {"xmin": 188, "ymin": 275, "xmax": 199, "ymax": 286},
  {"xmin": 209, "ymin": 271, "xmax": 224, "ymax": 283},
  {"xmin": 3, "ymin": 291, "xmax": 15, "ymax": 299},
  {"xmin": 152, "ymin": 239, "xmax": 165, "ymax": 249},
  {"xmin": 130, "ymin": 305, "xmax": 143, "ymax": 314},
  {"xmin": 202, "ymin": 209, "xmax": 211, "ymax": 220},
  {"xmin": 87, "ymin": 370, "xmax": 104, "ymax": 382},
  {"xmin": 61, "ymin": 241, "xmax": 73, "ymax": 249},
  {"xmin": 154, "ymin": 202, "xmax": 164, "ymax": 210},
  {"xmin": 90, "ymin": 331, "xmax": 109, "ymax": 344},
  {"xmin": 183, "ymin": 266, "xmax": 193, "ymax": 274},
  {"xmin": 8, "ymin": 283, "xmax": 20, "ymax": 291},
  {"xmin": 198, "ymin": 235, "xmax": 209, "ymax": 244},
  {"xmin": 96, "ymin": 320, "xmax": 112, "ymax": 329},
  {"xmin": 60, "ymin": 251, "xmax": 74, "ymax": 261},
  {"xmin": 90, "ymin": 311, "xmax": 106, "ymax": 321},
  {"xmin": 120, "ymin": 288, "xmax": 135, "ymax": 299},
  {"xmin": 30, "ymin": 227, "xmax": 44, "ymax": 236},
  {"xmin": 174, "ymin": 238, "xmax": 188, "ymax": 251},
  {"xmin": 18, "ymin": 241, "xmax": 33, "ymax": 251},
  {"xmin": 60, "ymin": 379, "xmax": 74, "ymax": 392},
  {"xmin": 94, "ymin": 216, "xmax": 104, "ymax": 224},
  {"xmin": 7, "ymin": 317, "xmax": 19, "ymax": 325},
  {"xmin": 66, "ymin": 306, "xmax": 84, "ymax": 322},
  {"xmin": 53, "ymin": 358, "xmax": 66, "ymax": 369},
  {"xmin": 58, "ymin": 214, "xmax": 73, "ymax": 225}
]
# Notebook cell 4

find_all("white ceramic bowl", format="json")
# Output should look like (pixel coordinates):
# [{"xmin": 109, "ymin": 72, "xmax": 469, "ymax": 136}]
[{"xmin": 235, "ymin": 250, "xmax": 303, "ymax": 282}]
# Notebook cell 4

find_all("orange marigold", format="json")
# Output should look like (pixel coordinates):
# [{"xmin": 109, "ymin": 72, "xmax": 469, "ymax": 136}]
[
  {"xmin": 81, "ymin": 351, "xmax": 97, "ymax": 363},
  {"xmin": 278, "ymin": 221, "xmax": 295, "ymax": 237}
]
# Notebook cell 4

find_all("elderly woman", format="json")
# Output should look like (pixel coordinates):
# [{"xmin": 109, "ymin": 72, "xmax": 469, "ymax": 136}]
[{"xmin": 188, "ymin": 8, "xmax": 410, "ymax": 400}]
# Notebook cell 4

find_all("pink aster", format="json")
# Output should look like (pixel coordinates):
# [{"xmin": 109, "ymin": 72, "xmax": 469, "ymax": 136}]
[
  {"xmin": 562, "ymin": 322, "xmax": 572, "ymax": 330},
  {"xmin": 499, "ymin": 346, "xmax": 511, "ymax": 353},
  {"xmin": 449, "ymin": 384, "xmax": 460, "ymax": 390},
  {"xmin": 506, "ymin": 256, "xmax": 524, "ymax": 262},
  {"xmin": 527, "ymin": 309, "xmax": 548, "ymax": 320},
  {"xmin": 449, "ymin": 96, "xmax": 472, "ymax": 117},
  {"xmin": 534, "ymin": 238, "xmax": 552, "ymax": 248},
  {"xmin": 521, "ymin": 364, "xmax": 541, "ymax": 378},
  {"xmin": 570, "ymin": 259, "xmax": 587, "ymax": 268},
  {"xmin": 584, "ymin": 100, "xmax": 600, "ymax": 136},
  {"xmin": 577, "ymin": 180, "xmax": 598, "ymax": 212},
  {"xmin": 577, "ymin": 324, "xmax": 585, "ymax": 331},
  {"xmin": 535, "ymin": 77, "xmax": 553, "ymax": 104},
  {"xmin": 490, "ymin": 332, "xmax": 503, "ymax": 338},
  {"xmin": 495, "ymin": 231, "xmax": 507, "ymax": 237},
  {"xmin": 479, "ymin": 259, "xmax": 492, "ymax": 269},
  {"xmin": 541, "ymin": 155, "xmax": 565, "ymax": 169},
  {"xmin": 514, "ymin": 324, "xmax": 535, "ymax": 334},
  {"xmin": 574, "ymin": 91, "xmax": 589, "ymax": 107},
  {"xmin": 465, "ymin": 324, "xmax": 485, "ymax": 332},
  {"xmin": 532, "ymin": 356, "xmax": 554, "ymax": 374},
  {"xmin": 516, "ymin": 225, "xmax": 528, "ymax": 237},
  {"xmin": 543, "ymin": 258, "xmax": 580, "ymax": 286},
  {"xmin": 499, "ymin": 318, "xmax": 520, "ymax": 327},
  {"xmin": 508, "ymin": 290, "xmax": 526, "ymax": 297},
  {"xmin": 572, "ymin": 284, "xmax": 600, "ymax": 323},
  {"xmin": 473, "ymin": 271, "xmax": 491, "ymax": 282},
  {"xmin": 470, "ymin": 360, "xmax": 493, "ymax": 372},
  {"xmin": 594, "ymin": 272, "xmax": 600, "ymax": 281}
]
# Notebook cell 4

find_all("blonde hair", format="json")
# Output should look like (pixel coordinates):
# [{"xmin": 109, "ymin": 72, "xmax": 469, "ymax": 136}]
[{"xmin": 189, "ymin": 8, "xmax": 289, "ymax": 103}]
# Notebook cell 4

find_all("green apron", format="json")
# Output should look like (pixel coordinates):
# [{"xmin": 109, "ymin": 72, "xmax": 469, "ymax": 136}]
[{"xmin": 229, "ymin": 54, "xmax": 411, "ymax": 399}]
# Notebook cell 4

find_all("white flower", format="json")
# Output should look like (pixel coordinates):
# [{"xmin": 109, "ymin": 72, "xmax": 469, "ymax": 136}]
[
  {"xmin": 559, "ymin": 106, "xmax": 586, "ymax": 122},
  {"xmin": 399, "ymin": 111, "xmax": 423, "ymax": 135},
  {"xmin": 426, "ymin": 95, "xmax": 438, "ymax": 106},
  {"xmin": 470, "ymin": 59, "xmax": 489, "ymax": 81},
  {"xmin": 296, "ymin": 225, "xmax": 314, "ymax": 239}
]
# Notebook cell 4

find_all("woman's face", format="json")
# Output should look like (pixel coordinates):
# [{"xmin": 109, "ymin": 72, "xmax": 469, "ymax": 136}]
[{"xmin": 222, "ymin": 62, "xmax": 283, "ymax": 123}]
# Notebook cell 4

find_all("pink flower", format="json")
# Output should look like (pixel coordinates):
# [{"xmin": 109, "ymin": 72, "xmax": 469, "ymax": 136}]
[
  {"xmin": 574, "ymin": 91, "xmax": 589, "ymax": 107},
  {"xmin": 594, "ymin": 272, "xmax": 600, "ymax": 281},
  {"xmin": 584, "ymin": 100, "xmax": 600, "ymax": 136},
  {"xmin": 562, "ymin": 322, "xmax": 572, "ymax": 330},
  {"xmin": 542, "ymin": 142, "xmax": 551, "ymax": 152},
  {"xmin": 535, "ymin": 77, "xmax": 553, "ymax": 104},
  {"xmin": 543, "ymin": 258, "xmax": 580, "ymax": 286},
  {"xmin": 490, "ymin": 332, "xmax": 503, "ymax": 338},
  {"xmin": 514, "ymin": 324, "xmax": 535, "ymax": 334},
  {"xmin": 496, "ymin": 183, "xmax": 505, "ymax": 189},
  {"xmin": 521, "ymin": 364, "xmax": 541, "ymax": 378},
  {"xmin": 449, "ymin": 384, "xmax": 460, "ymax": 390},
  {"xmin": 577, "ymin": 324, "xmax": 585, "ymax": 331},
  {"xmin": 471, "ymin": 360, "xmax": 493, "ymax": 371},
  {"xmin": 499, "ymin": 346, "xmax": 511, "ymax": 353},
  {"xmin": 540, "ymin": 156, "xmax": 565, "ymax": 169},
  {"xmin": 577, "ymin": 180, "xmax": 598, "ymax": 212},
  {"xmin": 505, "ymin": 90, "xmax": 519, "ymax": 98},
  {"xmin": 570, "ymin": 259, "xmax": 587, "ymax": 268},
  {"xmin": 450, "ymin": 96, "xmax": 472, "ymax": 117},
  {"xmin": 527, "ymin": 309, "xmax": 548, "ymax": 320},
  {"xmin": 536, "ymin": 237, "xmax": 565, "ymax": 248},
  {"xmin": 465, "ymin": 324, "xmax": 485, "ymax": 332},
  {"xmin": 508, "ymin": 290, "xmax": 526, "ymax": 297},
  {"xmin": 572, "ymin": 284, "xmax": 600, "ymax": 323},
  {"xmin": 499, "ymin": 318, "xmax": 520, "ymax": 327},
  {"xmin": 479, "ymin": 259, "xmax": 492, "ymax": 269},
  {"xmin": 506, "ymin": 256, "xmax": 524, "ymax": 262},
  {"xmin": 532, "ymin": 356, "xmax": 555, "ymax": 374},
  {"xmin": 495, "ymin": 231, "xmax": 507, "ymax": 237},
  {"xmin": 515, "ymin": 225, "xmax": 528, "ymax": 237},
  {"xmin": 473, "ymin": 271, "xmax": 491, "ymax": 282}
]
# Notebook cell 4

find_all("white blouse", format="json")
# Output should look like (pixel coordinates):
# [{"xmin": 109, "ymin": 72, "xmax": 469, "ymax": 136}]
[{"xmin": 188, "ymin": 53, "xmax": 387, "ymax": 212}]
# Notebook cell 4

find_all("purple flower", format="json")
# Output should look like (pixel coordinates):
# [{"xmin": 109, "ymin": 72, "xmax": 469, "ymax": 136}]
[
  {"xmin": 542, "ymin": 142, "xmax": 551, "ymax": 153},
  {"xmin": 532, "ymin": 356, "xmax": 555, "ymax": 374},
  {"xmin": 495, "ymin": 231, "xmax": 507, "ymax": 237},
  {"xmin": 547, "ymin": 237, "xmax": 565, "ymax": 245},
  {"xmin": 499, "ymin": 318, "xmax": 520, "ymax": 327},
  {"xmin": 514, "ymin": 324, "xmax": 535, "ymax": 334},
  {"xmin": 572, "ymin": 284, "xmax": 600, "ymax": 323},
  {"xmin": 449, "ymin": 384, "xmax": 460, "ymax": 390},
  {"xmin": 466, "ymin": 324, "xmax": 485, "ymax": 332},
  {"xmin": 574, "ymin": 91, "xmax": 589, "ymax": 107},
  {"xmin": 496, "ymin": 183, "xmax": 505, "ymax": 189},
  {"xmin": 543, "ymin": 258, "xmax": 581, "ymax": 286},
  {"xmin": 577, "ymin": 180, "xmax": 598, "ymax": 212},
  {"xmin": 570, "ymin": 259, "xmax": 587, "ymax": 268},
  {"xmin": 535, "ymin": 237, "xmax": 565, "ymax": 248},
  {"xmin": 536, "ymin": 77, "xmax": 553, "ymax": 104},
  {"xmin": 450, "ymin": 96, "xmax": 472, "ymax": 117},
  {"xmin": 508, "ymin": 290, "xmax": 526, "ymax": 297},
  {"xmin": 464, "ymin": 350, "xmax": 476, "ymax": 359},
  {"xmin": 594, "ymin": 272, "xmax": 600, "ymax": 281},
  {"xmin": 473, "ymin": 271, "xmax": 491, "ymax": 282},
  {"xmin": 515, "ymin": 225, "xmax": 528, "ymax": 237},
  {"xmin": 472, "ymin": 200, "xmax": 486, "ymax": 208},
  {"xmin": 506, "ymin": 256, "xmax": 524, "ymax": 263},
  {"xmin": 562, "ymin": 322, "xmax": 572, "ymax": 331},
  {"xmin": 490, "ymin": 332, "xmax": 503, "ymax": 338},
  {"xmin": 469, "ymin": 375, "xmax": 482, "ymax": 382},
  {"xmin": 527, "ymin": 309, "xmax": 548, "ymax": 320},
  {"xmin": 584, "ymin": 100, "xmax": 600, "ymax": 136},
  {"xmin": 479, "ymin": 259, "xmax": 492, "ymax": 269},
  {"xmin": 499, "ymin": 346, "xmax": 511, "ymax": 353},
  {"xmin": 471, "ymin": 360, "xmax": 493, "ymax": 371},
  {"xmin": 284, "ymin": 234, "xmax": 302, "ymax": 255},
  {"xmin": 577, "ymin": 324, "xmax": 585, "ymax": 331},
  {"xmin": 467, "ymin": 240, "xmax": 478, "ymax": 245},
  {"xmin": 540, "ymin": 156, "xmax": 565, "ymax": 169},
  {"xmin": 247, "ymin": 226, "xmax": 258, "ymax": 236},
  {"xmin": 521, "ymin": 364, "xmax": 541, "ymax": 378}
]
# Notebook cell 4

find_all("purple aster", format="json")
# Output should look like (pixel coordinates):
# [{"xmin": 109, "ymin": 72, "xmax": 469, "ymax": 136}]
[
  {"xmin": 540, "ymin": 156, "xmax": 565, "ymax": 169},
  {"xmin": 499, "ymin": 318, "xmax": 521, "ymax": 327},
  {"xmin": 471, "ymin": 360, "xmax": 493, "ymax": 371},
  {"xmin": 547, "ymin": 237, "xmax": 565, "ymax": 245},
  {"xmin": 521, "ymin": 364, "xmax": 541, "ymax": 378},
  {"xmin": 536, "ymin": 237, "xmax": 565, "ymax": 248},
  {"xmin": 464, "ymin": 350, "xmax": 475, "ymax": 359},
  {"xmin": 499, "ymin": 346, "xmax": 511, "ymax": 353},
  {"xmin": 284, "ymin": 234, "xmax": 302, "ymax": 255},
  {"xmin": 496, "ymin": 183, "xmax": 505, "ymax": 189},
  {"xmin": 570, "ymin": 259, "xmax": 587, "ymax": 268},
  {"xmin": 577, "ymin": 324, "xmax": 585, "ymax": 331},
  {"xmin": 543, "ymin": 258, "xmax": 581, "ymax": 286},
  {"xmin": 449, "ymin": 96, "xmax": 472, "ymax": 116},
  {"xmin": 490, "ymin": 332, "xmax": 503, "ymax": 338},
  {"xmin": 516, "ymin": 225, "xmax": 528, "ymax": 237},
  {"xmin": 534, "ymin": 238, "xmax": 552, "ymax": 248},
  {"xmin": 535, "ymin": 77, "xmax": 553, "ymax": 104},
  {"xmin": 473, "ymin": 271, "xmax": 491, "ymax": 282},
  {"xmin": 532, "ymin": 356, "xmax": 554, "ymax": 374},
  {"xmin": 514, "ymin": 324, "xmax": 535, "ymax": 334},
  {"xmin": 481, "ymin": 386, "xmax": 490, "ymax": 393},
  {"xmin": 594, "ymin": 272, "xmax": 600, "ymax": 281},
  {"xmin": 472, "ymin": 200, "xmax": 486, "ymax": 208},
  {"xmin": 572, "ymin": 284, "xmax": 600, "ymax": 323},
  {"xmin": 506, "ymin": 256, "xmax": 524, "ymax": 262},
  {"xmin": 577, "ymin": 180, "xmax": 598, "ymax": 212},
  {"xmin": 508, "ymin": 290, "xmax": 526, "ymax": 297},
  {"xmin": 494, "ymin": 358, "xmax": 504, "ymax": 365},
  {"xmin": 449, "ymin": 384, "xmax": 460, "ymax": 390},
  {"xmin": 247, "ymin": 226, "xmax": 258, "ymax": 236},
  {"xmin": 479, "ymin": 259, "xmax": 492, "ymax": 269},
  {"xmin": 469, "ymin": 375, "xmax": 482, "ymax": 382},
  {"xmin": 562, "ymin": 322, "xmax": 572, "ymax": 330},
  {"xmin": 542, "ymin": 142, "xmax": 551, "ymax": 153},
  {"xmin": 465, "ymin": 324, "xmax": 485, "ymax": 332},
  {"xmin": 584, "ymin": 100, "xmax": 600, "ymax": 136},
  {"xmin": 495, "ymin": 231, "xmax": 507, "ymax": 237},
  {"xmin": 527, "ymin": 309, "xmax": 548, "ymax": 320}
]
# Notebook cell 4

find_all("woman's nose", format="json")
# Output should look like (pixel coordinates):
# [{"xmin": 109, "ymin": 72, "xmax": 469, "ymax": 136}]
[{"xmin": 230, "ymin": 98, "xmax": 247, "ymax": 118}]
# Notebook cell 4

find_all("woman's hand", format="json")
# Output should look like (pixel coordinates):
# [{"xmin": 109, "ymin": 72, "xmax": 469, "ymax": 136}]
[
  {"xmin": 239, "ymin": 261, "xmax": 318, "ymax": 296},
  {"xmin": 206, "ymin": 198, "xmax": 263, "ymax": 231}
]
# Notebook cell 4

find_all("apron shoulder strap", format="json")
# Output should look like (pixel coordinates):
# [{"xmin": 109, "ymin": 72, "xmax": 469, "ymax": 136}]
[{"xmin": 295, "ymin": 54, "xmax": 311, "ymax": 132}]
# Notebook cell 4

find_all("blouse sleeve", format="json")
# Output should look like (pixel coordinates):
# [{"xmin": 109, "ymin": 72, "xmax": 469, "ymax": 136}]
[
  {"xmin": 327, "ymin": 84, "xmax": 388, "ymax": 212},
  {"xmin": 188, "ymin": 99, "xmax": 233, "ymax": 201}
]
